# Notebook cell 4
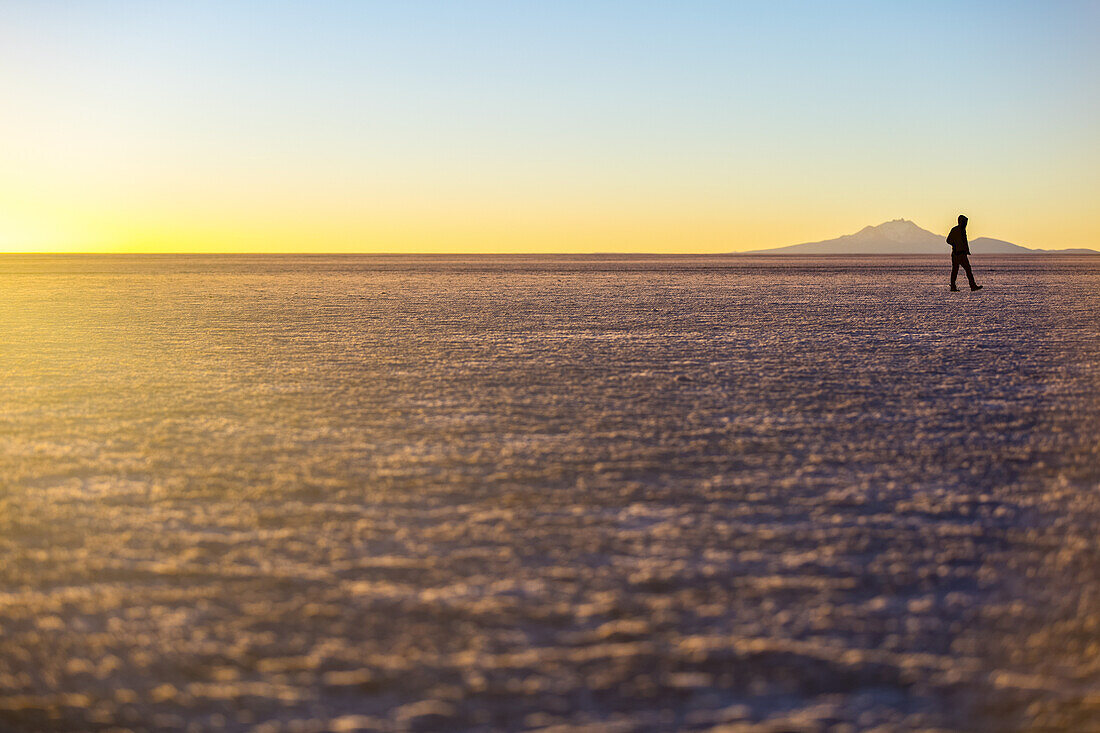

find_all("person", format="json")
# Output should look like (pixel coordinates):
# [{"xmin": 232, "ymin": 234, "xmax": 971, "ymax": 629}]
[{"xmin": 946, "ymin": 214, "xmax": 982, "ymax": 291}]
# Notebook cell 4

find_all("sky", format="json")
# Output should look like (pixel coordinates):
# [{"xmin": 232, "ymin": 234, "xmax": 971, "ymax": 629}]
[{"xmin": 1, "ymin": 0, "xmax": 1098, "ymax": 252}]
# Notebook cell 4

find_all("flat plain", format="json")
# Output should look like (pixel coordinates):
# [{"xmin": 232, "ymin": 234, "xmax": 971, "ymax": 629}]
[{"xmin": 1, "ymin": 254, "xmax": 1098, "ymax": 732}]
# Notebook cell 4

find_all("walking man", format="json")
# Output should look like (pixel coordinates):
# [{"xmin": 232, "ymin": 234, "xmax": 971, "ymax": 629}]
[{"xmin": 947, "ymin": 214, "xmax": 982, "ymax": 291}]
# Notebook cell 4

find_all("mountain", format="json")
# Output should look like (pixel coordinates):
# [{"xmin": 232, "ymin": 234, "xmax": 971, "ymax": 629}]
[{"xmin": 746, "ymin": 219, "xmax": 1097, "ymax": 255}]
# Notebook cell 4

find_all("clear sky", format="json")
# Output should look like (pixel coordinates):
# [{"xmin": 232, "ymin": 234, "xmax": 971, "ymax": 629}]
[{"xmin": 2, "ymin": 1, "xmax": 1098, "ymax": 252}]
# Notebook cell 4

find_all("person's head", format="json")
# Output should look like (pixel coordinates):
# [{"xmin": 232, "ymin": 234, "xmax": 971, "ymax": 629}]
[{"xmin": 958, "ymin": 214, "xmax": 968, "ymax": 226}]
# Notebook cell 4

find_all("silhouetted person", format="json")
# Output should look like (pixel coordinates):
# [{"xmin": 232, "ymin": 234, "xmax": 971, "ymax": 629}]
[{"xmin": 946, "ymin": 214, "xmax": 982, "ymax": 291}]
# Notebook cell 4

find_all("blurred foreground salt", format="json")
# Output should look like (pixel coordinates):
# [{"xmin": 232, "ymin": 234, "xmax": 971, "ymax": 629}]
[{"xmin": 1, "ymin": 254, "xmax": 1098, "ymax": 732}]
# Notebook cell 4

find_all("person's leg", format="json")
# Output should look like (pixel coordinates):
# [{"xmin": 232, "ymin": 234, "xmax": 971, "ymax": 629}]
[
  {"xmin": 961, "ymin": 255, "xmax": 978, "ymax": 289},
  {"xmin": 951, "ymin": 254, "xmax": 960, "ymax": 289}
]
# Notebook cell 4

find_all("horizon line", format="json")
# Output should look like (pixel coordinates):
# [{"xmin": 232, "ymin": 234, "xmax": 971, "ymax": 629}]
[{"xmin": 3, "ymin": 250, "xmax": 1096, "ymax": 257}]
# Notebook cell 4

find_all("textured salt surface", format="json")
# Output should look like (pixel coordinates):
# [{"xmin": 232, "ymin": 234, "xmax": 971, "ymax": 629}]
[{"xmin": 1, "ymin": 254, "xmax": 1098, "ymax": 732}]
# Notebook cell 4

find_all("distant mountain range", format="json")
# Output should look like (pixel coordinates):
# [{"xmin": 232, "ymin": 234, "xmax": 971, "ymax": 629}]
[{"xmin": 746, "ymin": 219, "xmax": 1097, "ymax": 255}]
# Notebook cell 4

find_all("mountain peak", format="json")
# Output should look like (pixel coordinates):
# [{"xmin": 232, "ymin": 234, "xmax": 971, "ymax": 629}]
[
  {"xmin": 853, "ymin": 219, "xmax": 934, "ymax": 243},
  {"xmin": 856, "ymin": 218, "xmax": 920, "ymax": 233},
  {"xmin": 870, "ymin": 218, "xmax": 921, "ymax": 230}
]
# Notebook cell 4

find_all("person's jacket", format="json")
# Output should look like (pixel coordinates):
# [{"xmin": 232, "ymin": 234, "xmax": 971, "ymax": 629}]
[{"xmin": 946, "ymin": 225, "xmax": 969, "ymax": 255}]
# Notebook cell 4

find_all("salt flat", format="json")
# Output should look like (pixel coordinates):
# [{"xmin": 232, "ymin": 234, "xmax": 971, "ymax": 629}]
[{"xmin": 1, "ymin": 254, "xmax": 1098, "ymax": 732}]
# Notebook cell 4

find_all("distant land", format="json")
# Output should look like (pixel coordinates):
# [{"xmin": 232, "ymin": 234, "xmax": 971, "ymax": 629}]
[{"xmin": 745, "ymin": 219, "xmax": 1098, "ymax": 255}]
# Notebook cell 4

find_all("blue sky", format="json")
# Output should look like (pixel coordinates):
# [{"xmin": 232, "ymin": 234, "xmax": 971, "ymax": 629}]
[{"xmin": 1, "ymin": 0, "xmax": 1097, "ymax": 251}]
